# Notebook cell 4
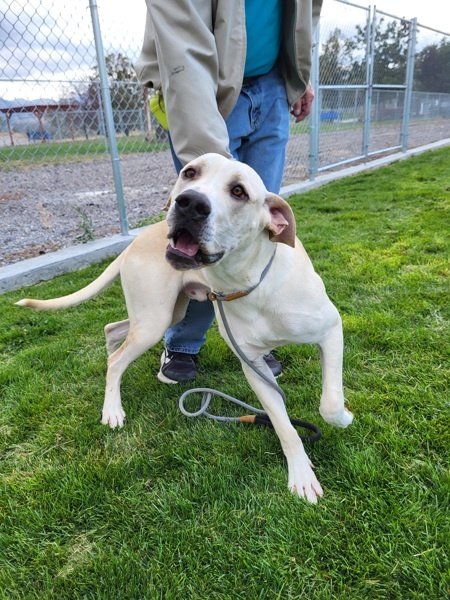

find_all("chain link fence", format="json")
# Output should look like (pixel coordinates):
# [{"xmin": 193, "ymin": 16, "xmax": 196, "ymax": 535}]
[{"xmin": 1, "ymin": 0, "xmax": 449, "ymax": 264}]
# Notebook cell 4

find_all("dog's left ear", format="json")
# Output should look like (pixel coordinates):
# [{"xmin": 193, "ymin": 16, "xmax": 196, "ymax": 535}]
[{"xmin": 264, "ymin": 193, "xmax": 296, "ymax": 247}]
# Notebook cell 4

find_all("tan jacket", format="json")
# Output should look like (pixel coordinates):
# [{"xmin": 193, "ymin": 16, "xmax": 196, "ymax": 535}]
[{"xmin": 134, "ymin": 0, "xmax": 322, "ymax": 165}]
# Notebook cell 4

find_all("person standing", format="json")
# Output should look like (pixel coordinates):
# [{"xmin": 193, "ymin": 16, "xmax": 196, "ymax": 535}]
[{"xmin": 134, "ymin": 0, "xmax": 323, "ymax": 383}]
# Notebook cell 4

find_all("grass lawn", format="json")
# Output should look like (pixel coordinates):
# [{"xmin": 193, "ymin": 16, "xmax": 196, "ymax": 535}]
[
  {"xmin": 0, "ymin": 136, "xmax": 169, "ymax": 169},
  {"xmin": 0, "ymin": 148, "xmax": 449, "ymax": 599}
]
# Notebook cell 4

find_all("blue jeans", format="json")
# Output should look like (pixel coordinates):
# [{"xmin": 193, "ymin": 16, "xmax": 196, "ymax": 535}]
[{"xmin": 166, "ymin": 66, "xmax": 289, "ymax": 354}]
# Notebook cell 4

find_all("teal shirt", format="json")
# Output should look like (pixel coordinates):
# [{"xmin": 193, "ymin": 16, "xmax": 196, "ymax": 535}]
[{"xmin": 244, "ymin": 0, "xmax": 283, "ymax": 77}]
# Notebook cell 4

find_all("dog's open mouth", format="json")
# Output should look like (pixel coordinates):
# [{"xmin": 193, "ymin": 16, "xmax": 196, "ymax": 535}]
[
  {"xmin": 166, "ymin": 227, "xmax": 224, "ymax": 270},
  {"xmin": 170, "ymin": 228, "xmax": 200, "ymax": 257}
]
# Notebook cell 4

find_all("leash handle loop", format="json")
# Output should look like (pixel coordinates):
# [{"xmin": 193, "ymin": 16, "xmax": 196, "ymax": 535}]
[
  {"xmin": 179, "ymin": 387, "xmax": 266, "ymax": 422},
  {"xmin": 178, "ymin": 388, "xmax": 321, "ymax": 444}
]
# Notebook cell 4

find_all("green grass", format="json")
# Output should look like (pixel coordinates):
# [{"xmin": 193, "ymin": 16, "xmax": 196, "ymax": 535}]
[
  {"xmin": 0, "ymin": 135, "xmax": 169, "ymax": 169},
  {"xmin": 2, "ymin": 117, "xmax": 440, "ymax": 170},
  {"xmin": 1, "ymin": 148, "xmax": 449, "ymax": 599}
]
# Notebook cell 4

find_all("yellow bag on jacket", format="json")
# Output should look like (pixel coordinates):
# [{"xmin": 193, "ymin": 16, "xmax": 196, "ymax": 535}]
[{"xmin": 149, "ymin": 91, "xmax": 169, "ymax": 130}]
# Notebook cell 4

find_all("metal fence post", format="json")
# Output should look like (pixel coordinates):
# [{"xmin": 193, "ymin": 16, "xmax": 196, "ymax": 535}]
[
  {"xmin": 309, "ymin": 20, "xmax": 320, "ymax": 181},
  {"xmin": 88, "ymin": 0, "xmax": 129, "ymax": 236},
  {"xmin": 401, "ymin": 18, "xmax": 417, "ymax": 152},
  {"xmin": 363, "ymin": 6, "xmax": 375, "ymax": 157}
]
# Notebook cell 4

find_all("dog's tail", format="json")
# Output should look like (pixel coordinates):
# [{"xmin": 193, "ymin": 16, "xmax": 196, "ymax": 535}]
[{"xmin": 16, "ymin": 253, "xmax": 124, "ymax": 311}]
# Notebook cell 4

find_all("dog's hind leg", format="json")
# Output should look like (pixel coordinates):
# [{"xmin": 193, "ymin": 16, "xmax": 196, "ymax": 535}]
[
  {"xmin": 101, "ymin": 321, "xmax": 169, "ymax": 428},
  {"xmin": 105, "ymin": 319, "xmax": 130, "ymax": 356},
  {"xmin": 317, "ymin": 320, "xmax": 354, "ymax": 428}
]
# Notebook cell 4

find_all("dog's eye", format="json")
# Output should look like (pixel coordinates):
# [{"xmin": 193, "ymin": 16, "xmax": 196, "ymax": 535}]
[
  {"xmin": 183, "ymin": 168, "xmax": 196, "ymax": 179},
  {"xmin": 231, "ymin": 184, "xmax": 248, "ymax": 199}
]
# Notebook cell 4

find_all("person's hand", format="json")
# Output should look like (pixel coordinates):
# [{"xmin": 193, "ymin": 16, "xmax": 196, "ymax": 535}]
[{"xmin": 290, "ymin": 83, "xmax": 315, "ymax": 122}]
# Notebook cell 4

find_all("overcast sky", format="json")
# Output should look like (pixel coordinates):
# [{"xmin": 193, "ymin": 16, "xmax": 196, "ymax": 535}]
[
  {"xmin": 1, "ymin": 0, "xmax": 449, "ymax": 101},
  {"xmin": 353, "ymin": 0, "xmax": 449, "ymax": 32}
]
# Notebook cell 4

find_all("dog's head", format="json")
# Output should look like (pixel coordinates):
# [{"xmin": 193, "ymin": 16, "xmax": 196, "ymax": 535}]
[{"xmin": 165, "ymin": 153, "xmax": 296, "ymax": 270}]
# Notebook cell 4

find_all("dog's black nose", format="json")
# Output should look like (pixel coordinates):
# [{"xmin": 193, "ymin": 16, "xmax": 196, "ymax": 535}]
[{"xmin": 175, "ymin": 191, "xmax": 211, "ymax": 221}]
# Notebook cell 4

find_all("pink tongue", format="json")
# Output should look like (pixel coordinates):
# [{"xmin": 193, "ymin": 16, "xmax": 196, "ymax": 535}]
[{"xmin": 175, "ymin": 231, "xmax": 199, "ymax": 257}]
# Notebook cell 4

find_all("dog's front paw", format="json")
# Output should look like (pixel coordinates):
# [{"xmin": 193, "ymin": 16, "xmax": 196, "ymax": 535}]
[
  {"xmin": 320, "ymin": 406, "xmax": 354, "ymax": 428},
  {"xmin": 288, "ymin": 454, "xmax": 324, "ymax": 503},
  {"xmin": 101, "ymin": 408, "xmax": 126, "ymax": 428}
]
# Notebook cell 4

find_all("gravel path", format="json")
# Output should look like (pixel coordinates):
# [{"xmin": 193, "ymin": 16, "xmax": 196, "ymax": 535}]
[
  {"xmin": 1, "ymin": 120, "xmax": 447, "ymax": 268},
  {"xmin": 1, "ymin": 152, "xmax": 177, "ymax": 267}
]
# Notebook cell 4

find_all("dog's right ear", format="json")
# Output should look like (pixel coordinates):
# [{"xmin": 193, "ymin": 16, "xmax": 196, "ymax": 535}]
[{"xmin": 264, "ymin": 193, "xmax": 296, "ymax": 247}]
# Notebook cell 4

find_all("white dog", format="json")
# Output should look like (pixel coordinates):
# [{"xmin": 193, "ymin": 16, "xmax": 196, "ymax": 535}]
[{"xmin": 17, "ymin": 153, "xmax": 353, "ymax": 503}]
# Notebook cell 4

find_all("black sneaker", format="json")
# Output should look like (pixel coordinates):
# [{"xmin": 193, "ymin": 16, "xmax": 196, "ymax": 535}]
[
  {"xmin": 158, "ymin": 350, "xmax": 197, "ymax": 384},
  {"xmin": 264, "ymin": 353, "xmax": 282, "ymax": 377}
]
